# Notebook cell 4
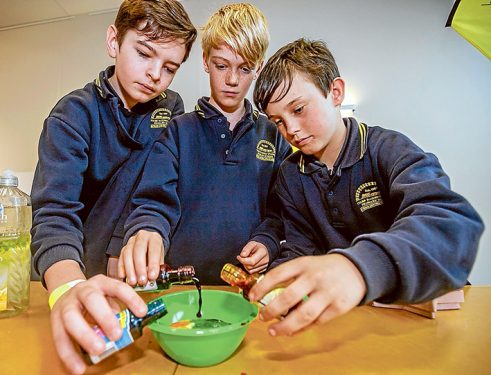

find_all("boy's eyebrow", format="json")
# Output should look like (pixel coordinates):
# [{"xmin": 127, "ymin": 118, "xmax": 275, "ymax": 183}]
[
  {"xmin": 137, "ymin": 40, "xmax": 182, "ymax": 68},
  {"xmin": 210, "ymin": 55, "xmax": 253, "ymax": 67},
  {"xmin": 266, "ymin": 96, "xmax": 303, "ymax": 118},
  {"xmin": 286, "ymin": 96, "xmax": 302, "ymax": 107},
  {"xmin": 137, "ymin": 40, "xmax": 156, "ymax": 53},
  {"xmin": 210, "ymin": 56, "xmax": 231, "ymax": 64}
]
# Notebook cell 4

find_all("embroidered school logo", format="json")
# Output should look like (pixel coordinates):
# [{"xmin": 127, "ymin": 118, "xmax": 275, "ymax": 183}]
[
  {"xmin": 355, "ymin": 181, "xmax": 383, "ymax": 212},
  {"xmin": 150, "ymin": 108, "xmax": 172, "ymax": 128},
  {"xmin": 256, "ymin": 140, "xmax": 276, "ymax": 162}
]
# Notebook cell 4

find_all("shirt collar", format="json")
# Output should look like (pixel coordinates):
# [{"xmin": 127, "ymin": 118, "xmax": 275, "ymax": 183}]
[
  {"xmin": 298, "ymin": 117, "xmax": 368, "ymax": 174},
  {"xmin": 94, "ymin": 66, "xmax": 167, "ymax": 112},
  {"xmin": 194, "ymin": 97, "xmax": 259, "ymax": 122}
]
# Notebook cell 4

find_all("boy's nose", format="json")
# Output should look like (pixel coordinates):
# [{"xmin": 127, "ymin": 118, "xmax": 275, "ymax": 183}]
[
  {"xmin": 226, "ymin": 70, "xmax": 239, "ymax": 86},
  {"xmin": 147, "ymin": 63, "xmax": 161, "ymax": 83},
  {"xmin": 285, "ymin": 120, "xmax": 300, "ymax": 136}
]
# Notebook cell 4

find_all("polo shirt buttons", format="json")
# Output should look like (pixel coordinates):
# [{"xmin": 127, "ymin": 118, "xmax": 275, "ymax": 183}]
[
  {"xmin": 332, "ymin": 208, "xmax": 339, "ymax": 214},
  {"xmin": 218, "ymin": 119, "xmax": 223, "ymax": 123},
  {"xmin": 327, "ymin": 191, "xmax": 334, "ymax": 201},
  {"xmin": 225, "ymin": 149, "xmax": 229, "ymax": 155},
  {"xmin": 221, "ymin": 134, "xmax": 226, "ymax": 139}
]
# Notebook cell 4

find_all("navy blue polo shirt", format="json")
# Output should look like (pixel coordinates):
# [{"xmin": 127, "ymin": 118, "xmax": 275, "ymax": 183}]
[
  {"xmin": 31, "ymin": 66, "xmax": 185, "ymax": 280},
  {"xmin": 125, "ymin": 97, "xmax": 291, "ymax": 284},
  {"xmin": 273, "ymin": 118, "xmax": 483, "ymax": 304}
]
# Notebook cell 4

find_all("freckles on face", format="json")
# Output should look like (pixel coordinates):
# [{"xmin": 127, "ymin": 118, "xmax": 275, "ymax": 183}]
[
  {"xmin": 265, "ymin": 72, "xmax": 342, "ymax": 159},
  {"xmin": 205, "ymin": 44, "xmax": 257, "ymax": 112}
]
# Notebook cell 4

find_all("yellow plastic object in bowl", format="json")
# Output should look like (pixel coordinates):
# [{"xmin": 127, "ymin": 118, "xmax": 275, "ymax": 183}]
[{"xmin": 148, "ymin": 289, "xmax": 258, "ymax": 367}]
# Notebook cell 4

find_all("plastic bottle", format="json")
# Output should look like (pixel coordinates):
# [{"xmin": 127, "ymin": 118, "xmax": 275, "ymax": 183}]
[
  {"xmin": 133, "ymin": 264, "xmax": 196, "ymax": 292},
  {"xmin": 0, "ymin": 170, "xmax": 31, "ymax": 318},
  {"xmin": 220, "ymin": 263, "xmax": 284, "ymax": 307},
  {"xmin": 88, "ymin": 298, "xmax": 167, "ymax": 364}
]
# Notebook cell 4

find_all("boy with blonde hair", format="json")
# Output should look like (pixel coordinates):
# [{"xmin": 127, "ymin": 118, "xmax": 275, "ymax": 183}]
[
  {"xmin": 30, "ymin": 1, "xmax": 196, "ymax": 373},
  {"xmin": 249, "ymin": 38, "xmax": 483, "ymax": 337},
  {"xmin": 119, "ymin": 3, "xmax": 291, "ymax": 285}
]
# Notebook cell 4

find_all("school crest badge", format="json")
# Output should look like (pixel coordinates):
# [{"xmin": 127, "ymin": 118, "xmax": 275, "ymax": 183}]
[
  {"xmin": 355, "ymin": 181, "xmax": 383, "ymax": 212},
  {"xmin": 150, "ymin": 108, "xmax": 172, "ymax": 129},
  {"xmin": 256, "ymin": 140, "xmax": 276, "ymax": 162}
]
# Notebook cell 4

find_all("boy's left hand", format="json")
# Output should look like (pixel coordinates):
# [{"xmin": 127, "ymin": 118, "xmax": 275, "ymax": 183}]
[{"xmin": 237, "ymin": 241, "xmax": 269, "ymax": 274}]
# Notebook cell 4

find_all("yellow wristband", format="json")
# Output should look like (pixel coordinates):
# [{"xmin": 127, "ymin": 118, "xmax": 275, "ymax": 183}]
[{"xmin": 48, "ymin": 279, "xmax": 85, "ymax": 310}]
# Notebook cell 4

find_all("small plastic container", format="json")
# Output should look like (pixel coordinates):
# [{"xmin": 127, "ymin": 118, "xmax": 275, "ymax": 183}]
[
  {"xmin": 221, "ymin": 263, "xmax": 284, "ymax": 306},
  {"xmin": 133, "ymin": 264, "xmax": 196, "ymax": 292},
  {"xmin": 87, "ymin": 298, "xmax": 168, "ymax": 364},
  {"xmin": 0, "ymin": 170, "xmax": 32, "ymax": 318}
]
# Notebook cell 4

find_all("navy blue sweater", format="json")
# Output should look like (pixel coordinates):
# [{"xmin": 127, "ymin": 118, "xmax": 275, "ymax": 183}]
[
  {"xmin": 272, "ymin": 118, "xmax": 483, "ymax": 304},
  {"xmin": 31, "ymin": 66, "xmax": 184, "ymax": 281},
  {"xmin": 124, "ymin": 97, "xmax": 291, "ymax": 284}
]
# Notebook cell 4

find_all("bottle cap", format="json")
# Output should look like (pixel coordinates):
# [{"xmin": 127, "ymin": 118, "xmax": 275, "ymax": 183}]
[
  {"xmin": 0, "ymin": 170, "xmax": 18, "ymax": 187},
  {"xmin": 175, "ymin": 265, "xmax": 195, "ymax": 280}
]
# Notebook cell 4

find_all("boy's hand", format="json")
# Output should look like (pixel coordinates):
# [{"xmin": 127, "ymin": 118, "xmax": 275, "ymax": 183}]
[
  {"xmin": 50, "ymin": 275, "xmax": 147, "ymax": 375},
  {"xmin": 248, "ymin": 254, "xmax": 366, "ymax": 336},
  {"xmin": 118, "ymin": 230, "xmax": 164, "ymax": 286},
  {"xmin": 237, "ymin": 241, "xmax": 270, "ymax": 274}
]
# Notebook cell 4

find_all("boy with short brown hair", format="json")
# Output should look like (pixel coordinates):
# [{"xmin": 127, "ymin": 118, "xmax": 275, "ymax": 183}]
[
  {"xmin": 250, "ymin": 38, "xmax": 483, "ymax": 337},
  {"xmin": 30, "ymin": 1, "xmax": 196, "ymax": 373}
]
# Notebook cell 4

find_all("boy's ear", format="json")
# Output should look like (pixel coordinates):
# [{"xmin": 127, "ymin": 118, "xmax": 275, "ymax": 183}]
[
  {"xmin": 331, "ymin": 77, "xmax": 345, "ymax": 107},
  {"xmin": 202, "ymin": 52, "xmax": 210, "ymax": 73},
  {"xmin": 106, "ymin": 25, "xmax": 119, "ymax": 58}
]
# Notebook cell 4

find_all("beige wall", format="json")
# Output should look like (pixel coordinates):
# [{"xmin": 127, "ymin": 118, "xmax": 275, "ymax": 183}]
[
  {"xmin": 0, "ymin": 12, "xmax": 114, "ymax": 173},
  {"xmin": 1, "ymin": 0, "xmax": 490, "ymax": 284}
]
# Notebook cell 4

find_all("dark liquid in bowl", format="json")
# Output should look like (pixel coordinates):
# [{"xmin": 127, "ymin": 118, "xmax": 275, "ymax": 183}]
[
  {"xmin": 169, "ymin": 318, "xmax": 231, "ymax": 329},
  {"xmin": 192, "ymin": 277, "xmax": 202, "ymax": 318}
]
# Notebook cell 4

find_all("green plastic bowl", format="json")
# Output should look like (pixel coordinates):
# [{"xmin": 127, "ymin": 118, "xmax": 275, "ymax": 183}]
[{"xmin": 148, "ymin": 289, "xmax": 258, "ymax": 367}]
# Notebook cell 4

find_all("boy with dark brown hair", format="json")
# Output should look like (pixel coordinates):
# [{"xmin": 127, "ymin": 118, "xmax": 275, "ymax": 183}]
[{"xmin": 30, "ymin": 1, "xmax": 196, "ymax": 373}]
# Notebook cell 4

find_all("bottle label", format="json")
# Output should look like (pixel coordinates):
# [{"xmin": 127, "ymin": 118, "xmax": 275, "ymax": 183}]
[
  {"xmin": 0, "ymin": 263, "xmax": 7, "ymax": 311},
  {"xmin": 89, "ymin": 309, "xmax": 134, "ymax": 364},
  {"xmin": 254, "ymin": 275, "xmax": 285, "ymax": 306},
  {"xmin": 259, "ymin": 287, "xmax": 285, "ymax": 307},
  {"xmin": 133, "ymin": 280, "xmax": 158, "ymax": 292}
]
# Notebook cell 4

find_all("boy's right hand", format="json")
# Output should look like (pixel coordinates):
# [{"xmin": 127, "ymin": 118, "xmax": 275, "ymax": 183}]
[
  {"xmin": 118, "ymin": 229, "xmax": 164, "ymax": 286},
  {"xmin": 50, "ymin": 274, "xmax": 147, "ymax": 375},
  {"xmin": 248, "ymin": 254, "xmax": 366, "ymax": 337}
]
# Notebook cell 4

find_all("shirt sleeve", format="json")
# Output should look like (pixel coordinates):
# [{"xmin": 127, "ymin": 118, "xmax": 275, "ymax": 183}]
[
  {"xmin": 31, "ymin": 114, "xmax": 88, "ymax": 284},
  {"xmin": 269, "ymin": 165, "xmax": 325, "ymax": 269},
  {"xmin": 123, "ymin": 121, "xmax": 181, "ymax": 251},
  {"xmin": 106, "ymin": 92, "xmax": 186, "ymax": 257},
  {"xmin": 173, "ymin": 92, "xmax": 185, "ymax": 117},
  {"xmin": 332, "ymin": 132, "xmax": 484, "ymax": 304},
  {"xmin": 250, "ymin": 136, "xmax": 293, "ymax": 261}
]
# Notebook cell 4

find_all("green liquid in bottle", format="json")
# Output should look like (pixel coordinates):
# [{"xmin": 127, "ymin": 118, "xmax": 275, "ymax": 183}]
[
  {"xmin": 0, "ymin": 172, "xmax": 32, "ymax": 318},
  {"xmin": 0, "ymin": 231, "xmax": 31, "ymax": 317}
]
